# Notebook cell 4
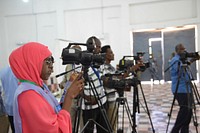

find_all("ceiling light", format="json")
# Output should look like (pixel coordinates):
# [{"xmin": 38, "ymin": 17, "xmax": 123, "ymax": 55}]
[{"xmin": 22, "ymin": 0, "xmax": 29, "ymax": 3}]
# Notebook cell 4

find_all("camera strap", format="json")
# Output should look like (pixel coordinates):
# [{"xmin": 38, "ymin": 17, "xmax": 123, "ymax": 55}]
[{"xmin": 91, "ymin": 66, "xmax": 102, "ymax": 86}]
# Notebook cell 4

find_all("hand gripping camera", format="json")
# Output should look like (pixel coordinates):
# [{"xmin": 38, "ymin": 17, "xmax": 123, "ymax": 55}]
[
  {"xmin": 118, "ymin": 52, "xmax": 150, "ymax": 72},
  {"xmin": 179, "ymin": 51, "xmax": 200, "ymax": 64}
]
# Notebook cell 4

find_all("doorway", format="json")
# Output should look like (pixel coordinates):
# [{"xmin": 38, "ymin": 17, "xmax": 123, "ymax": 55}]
[
  {"xmin": 148, "ymin": 38, "xmax": 163, "ymax": 83},
  {"xmin": 132, "ymin": 25, "xmax": 198, "ymax": 82}
]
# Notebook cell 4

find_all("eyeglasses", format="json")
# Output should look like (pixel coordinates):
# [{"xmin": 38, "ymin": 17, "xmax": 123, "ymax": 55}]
[{"xmin": 45, "ymin": 56, "xmax": 54, "ymax": 65}]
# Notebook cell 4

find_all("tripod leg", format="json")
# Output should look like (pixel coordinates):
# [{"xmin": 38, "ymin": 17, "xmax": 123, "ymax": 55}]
[
  {"xmin": 166, "ymin": 62, "xmax": 182, "ymax": 133},
  {"xmin": 190, "ymin": 82, "xmax": 200, "ymax": 104},
  {"xmin": 124, "ymin": 98, "xmax": 136, "ymax": 133},
  {"xmin": 88, "ymin": 80, "xmax": 113, "ymax": 133},
  {"xmin": 116, "ymin": 98, "xmax": 135, "ymax": 133},
  {"xmin": 166, "ymin": 94, "xmax": 176, "ymax": 133},
  {"xmin": 185, "ymin": 64, "xmax": 200, "ymax": 132},
  {"xmin": 115, "ymin": 100, "xmax": 120, "ymax": 132},
  {"xmin": 138, "ymin": 83, "xmax": 155, "ymax": 133},
  {"xmin": 190, "ymin": 90, "xmax": 199, "ymax": 133},
  {"xmin": 132, "ymin": 86, "xmax": 137, "ymax": 131},
  {"xmin": 186, "ymin": 65, "xmax": 200, "ymax": 104},
  {"xmin": 73, "ymin": 98, "xmax": 83, "ymax": 133},
  {"xmin": 192, "ymin": 105, "xmax": 199, "ymax": 133},
  {"xmin": 80, "ymin": 119, "xmax": 94, "ymax": 133},
  {"xmin": 122, "ymin": 101, "xmax": 125, "ymax": 132}
]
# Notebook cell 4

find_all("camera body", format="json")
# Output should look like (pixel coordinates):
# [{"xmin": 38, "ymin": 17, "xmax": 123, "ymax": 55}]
[
  {"xmin": 61, "ymin": 47, "xmax": 105, "ymax": 68},
  {"xmin": 118, "ymin": 52, "xmax": 149, "ymax": 72},
  {"xmin": 179, "ymin": 51, "xmax": 200, "ymax": 63},
  {"xmin": 107, "ymin": 77, "xmax": 139, "ymax": 89},
  {"xmin": 179, "ymin": 51, "xmax": 199, "ymax": 59},
  {"xmin": 139, "ymin": 62, "xmax": 150, "ymax": 72},
  {"xmin": 118, "ymin": 59, "xmax": 134, "ymax": 71},
  {"xmin": 106, "ymin": 75, "xmax": 139, "ymax": 96}
]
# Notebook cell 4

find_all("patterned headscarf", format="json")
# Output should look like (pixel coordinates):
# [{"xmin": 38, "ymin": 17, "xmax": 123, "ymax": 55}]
[{"xmin": 9, "ymin": 42, "xmax": 51, "ymax": 87}]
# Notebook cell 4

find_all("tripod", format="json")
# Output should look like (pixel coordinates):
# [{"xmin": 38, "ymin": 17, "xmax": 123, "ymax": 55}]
[
  {"xmin": 132, "ymin": 80, "xmax": 155, "ymax": 133},
  {"xmin": 166, "ymin": 62, "xmax": 200, "ymax": 133},
  {"xmin": 111, "ymin": 91, "xmax": 135, "ymax": 133},
  {"xmin": 75, "ymin": 66, "xmax": 113, "ymax": 133},
  {"xmin": 110, "ymin": 77, "xmax": 155, "ymax": 133}
]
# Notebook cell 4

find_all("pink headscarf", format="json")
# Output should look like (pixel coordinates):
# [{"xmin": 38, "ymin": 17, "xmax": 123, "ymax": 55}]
[{"xmin": 9, "ymin": 42, "xmax": 52, "ymax": 87}]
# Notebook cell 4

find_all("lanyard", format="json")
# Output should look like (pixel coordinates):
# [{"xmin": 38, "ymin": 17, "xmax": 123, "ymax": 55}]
[{"xmin": 91, "ymin": 66, "xmax": 102, "ymax": 86}]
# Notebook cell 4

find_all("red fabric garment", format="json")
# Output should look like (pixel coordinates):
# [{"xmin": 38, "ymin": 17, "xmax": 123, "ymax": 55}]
[
  {"xmin": 18, "ymin": 90, "xmax": 72, "ymax": 133},
  {"xmin": 9, "ymin": 42, "xmax": 51, "ymax": 87},
  {"xmin": 9, "ymin": 42, "xmax": 72, "ymax": 133}
]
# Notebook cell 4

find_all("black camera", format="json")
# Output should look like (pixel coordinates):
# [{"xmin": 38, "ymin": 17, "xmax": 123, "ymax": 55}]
[
  {"xmin": 106, "ymin": 75, "xmax": 139, "ymax": 97},
  {"xmin": 118, "ymin": 52, "xmax": 149, "ymax": 72},
  {"xmin": 61, "ymin": 43, "xmax": 105, "ymax": 68},
  {"xmin": 139, "ymin": 62, "xmax": 150, "ymax": 72},
  {"xmin": 107, "ymin": 77, "xmax": 139, "ymax": 89},
  {"xmin": 179, "ymin": 51, "xmax": 200, "ymax": 64},
  {"xmin": 119, "ymin": 58, "xmax": 134, "ymax": 71},
  {"xmin": 179, "ymin": 51, "xmax": 199, "ymax": 59}
]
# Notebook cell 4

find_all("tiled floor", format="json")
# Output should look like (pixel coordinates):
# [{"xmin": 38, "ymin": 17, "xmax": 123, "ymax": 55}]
[
  {"xmin": 7, "ymin": 83, "xmax": 200, "ymax": 133},
  {"xmin": 120, "ymin": 83, "xmax": 200, "ymax": 133}
]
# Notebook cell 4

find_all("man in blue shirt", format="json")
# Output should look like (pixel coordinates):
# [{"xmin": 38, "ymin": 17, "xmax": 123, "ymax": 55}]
[
  {"xmin": 170, "ymin": 44, "xmax": 194, "ymax": 133},
  {"xmin": 0, "ymin": 66, "xmax": 18, "ymax": 133}
]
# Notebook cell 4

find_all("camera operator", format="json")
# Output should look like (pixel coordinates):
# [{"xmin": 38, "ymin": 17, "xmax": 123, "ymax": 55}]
[
  {"xmin": 170, "ymin": 43, "xmax": 198, "ymax": 133},
  {"xmin": 100, "ymin": 45, "xmax": 117, "ymax": 132},
  {"xmin": 81, "ymin": 36, "xmax": 108, "ymax": 133},
  {"xmin": 100, "ymin": 45, "xmax": 141, "ymax": 132},
  {"xmin": 9, "ymin": 42, "xmax": 84, "ymax": 133}
]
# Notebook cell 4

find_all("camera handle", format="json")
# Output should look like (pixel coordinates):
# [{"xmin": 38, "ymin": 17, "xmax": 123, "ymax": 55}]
[
  {"xmin": 165, "ymin": 57, "xmax": 194, "ymax": 73},
  {"xmin": 55, "ymin": 66, "xmax": 82, "ymax": 78},
  {"xmin": 164, "ymin": 60, "xmax": 179, "ymax": 73}
]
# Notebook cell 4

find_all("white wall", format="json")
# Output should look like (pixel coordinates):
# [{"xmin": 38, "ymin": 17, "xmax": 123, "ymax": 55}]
[{"xmin": 0, "ymin": 0, "xmax": 200, "ymax": 80}]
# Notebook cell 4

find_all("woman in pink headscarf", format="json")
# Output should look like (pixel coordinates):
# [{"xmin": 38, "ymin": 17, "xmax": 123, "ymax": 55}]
[{"xmin": 9, "ymin": 42, "xmax": 84, "ymax": 133}]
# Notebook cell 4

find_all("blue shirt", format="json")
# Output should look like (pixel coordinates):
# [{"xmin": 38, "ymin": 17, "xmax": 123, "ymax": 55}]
[
  {"xmin": 0, "ymin": 66, "xmax": 18, "ymax": 115},
  {"xmin": 0, "ymin": 87, "xmax": 6, "ymax": 116},
  {"xmin": 170, "ymin": 54, "xmax": 191, "ymax": 93}
]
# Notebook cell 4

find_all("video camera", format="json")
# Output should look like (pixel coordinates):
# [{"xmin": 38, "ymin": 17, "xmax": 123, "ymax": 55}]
[
  {"xmin": 118, "ymin": 52, "xmax": 150, "ymax": 72},
  {"xmin": 105, "ymin": 73, "xmax": 139, "ymax": 96},
  {"xmin": 61, "ymin": 43, "xmax": 106, "ymax": 68},
  {"xmin": 179, "ymin": 51, "xmax": 200, "ymax": 63},
  {"xmin": 107, "ymin": 77, "xmax": 139, "ymax": 89}
]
